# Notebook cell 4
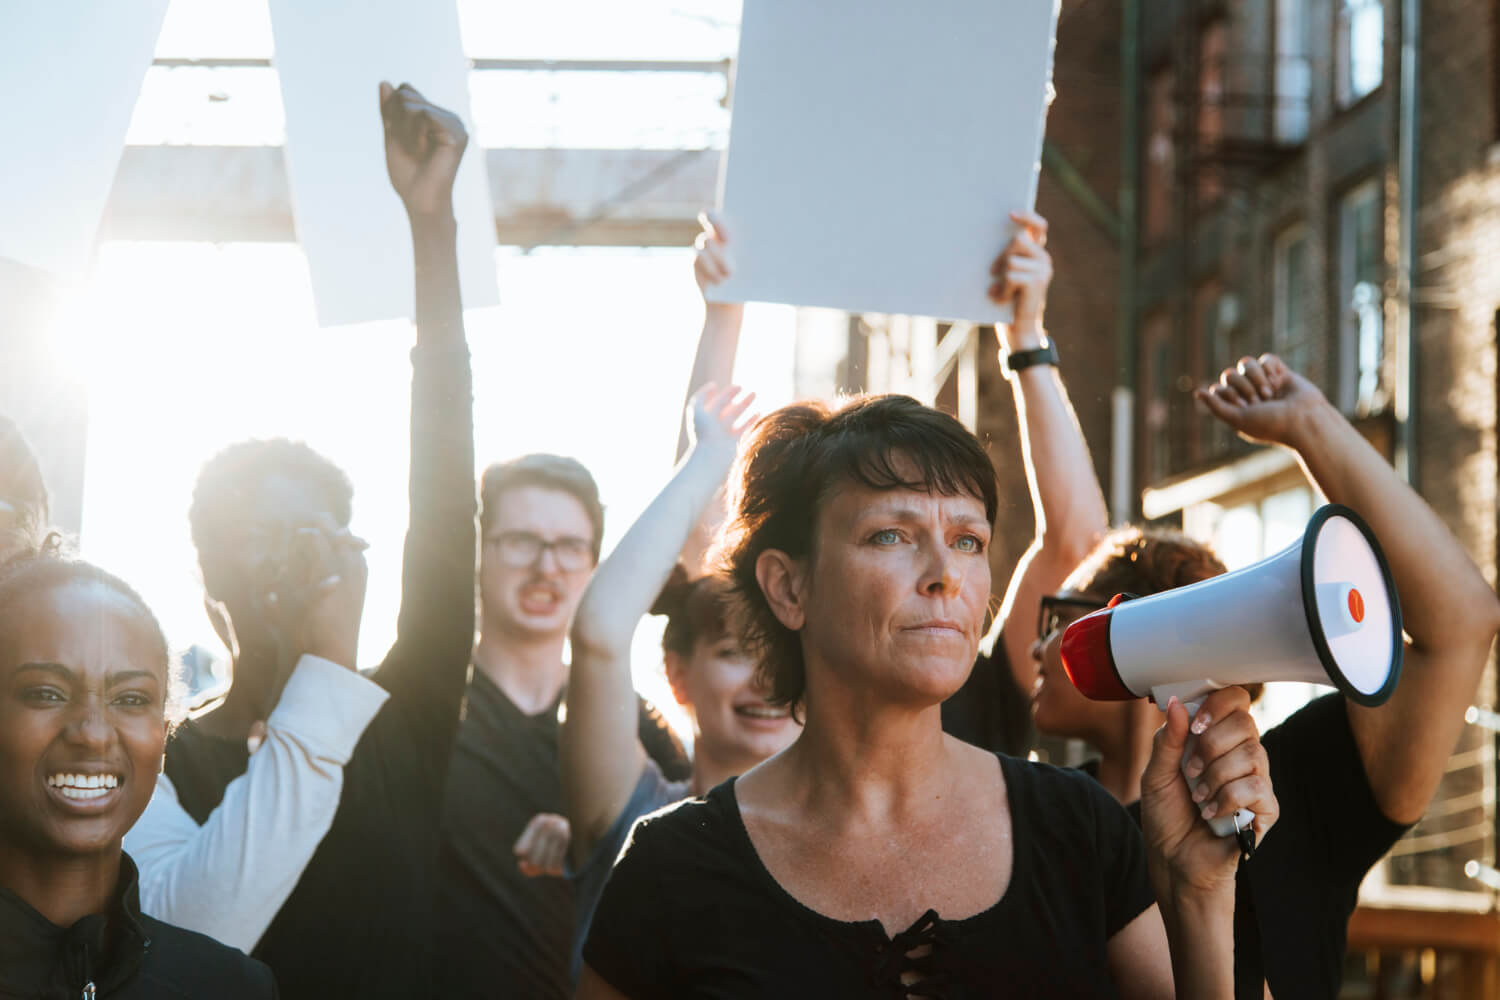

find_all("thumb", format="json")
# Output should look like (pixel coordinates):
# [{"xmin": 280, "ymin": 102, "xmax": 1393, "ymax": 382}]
[{"xmin": 1143, "ymin": 696, "xmax": 1190, "ymax": 791}]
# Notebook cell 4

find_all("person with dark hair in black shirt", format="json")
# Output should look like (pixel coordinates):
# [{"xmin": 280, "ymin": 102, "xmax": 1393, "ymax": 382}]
[
  {"xmin": 158, "ymin": 81, "xmax": 477, "ymax": 1000},
  {"xmin": 1029, "ymin": 352, "xmax": 1500, "ymax": 998},
  {"xmin": 0, "ymin": 551, "xmax": 276, "ymax": 998},
  {"xmin": 581, "ymin": 391, "xmax": 1279, "ymax": 999}
]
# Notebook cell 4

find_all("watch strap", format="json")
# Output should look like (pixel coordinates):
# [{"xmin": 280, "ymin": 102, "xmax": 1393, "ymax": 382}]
[{"xmin": 1004, "ymin": 342, "xmax": 1059, "ymax": 374}]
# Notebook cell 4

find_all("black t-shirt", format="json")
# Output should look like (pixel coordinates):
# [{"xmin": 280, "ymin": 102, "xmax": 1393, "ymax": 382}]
[
  {"xmin": 943, "ymin": 641, "xmax": 1034, "ymax": 757},
  {"xmin": 433, "ymin": 670, "xmax": 690, "ymax": 1000},
  {"xmin": 163, "ymin": 339, "xmax": 476, "ymax": 1000},
  {"xmin": 1236, "ymin": 694, "xmax": 1410, "ymax": 999},
  {"xmin": 584, "ymin": 754, "xmax": 1154, "ymax": 998},
  {"xmin": 1078, "ymin": 694, "xmax": 1411, "ymax": 1000}
]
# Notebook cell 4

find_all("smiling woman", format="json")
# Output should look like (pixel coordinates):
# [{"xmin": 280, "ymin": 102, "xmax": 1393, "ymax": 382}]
[{"xmin": 0, "ymin": 551, "xmax": 276, "ymax": 998}]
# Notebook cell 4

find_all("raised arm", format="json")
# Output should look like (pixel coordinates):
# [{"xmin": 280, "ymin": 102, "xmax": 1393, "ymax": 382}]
[
  {"xmin": 563, "ymin": 386, "xmax": 754, "ymax": 865},
  {"xmin": 368, "ymin": 83, "xmax": 477, "ymax": 759},
  {"xmin": 1198, "ymin": 354, "xmax": 1500, "ymax": 824},
  {"xmin": 988, "ymin": 212, "xmax": 1109, "ymax": 685},
  {"xmin": 675, "ymin": 213, "xmax": 745, "ymax": 572}
]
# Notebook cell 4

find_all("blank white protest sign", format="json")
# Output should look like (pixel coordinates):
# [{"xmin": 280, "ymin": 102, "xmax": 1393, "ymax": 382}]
[
  {"xmin": 0, "ymin": 0, "xmax": 171, "ymax": 275},
  {"xmin": 709, "ymin": 0, "xmax": 1060, "ymax": 324},
  {"xmin": 267, "ymin": 0, "xmax": 499, "ymax": 327}
]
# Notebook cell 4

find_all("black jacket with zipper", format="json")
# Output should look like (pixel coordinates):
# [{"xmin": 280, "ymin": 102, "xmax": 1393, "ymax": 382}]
[{"xmin": 0, "ymin": 852, "xmax": 276, "ymax": 999}]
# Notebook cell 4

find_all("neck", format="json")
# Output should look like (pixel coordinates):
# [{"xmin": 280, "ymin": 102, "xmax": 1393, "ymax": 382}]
[
  {"xmin": 1087, "ymin": 701, "xmax": 1160, "ymax": 806},
  {"xmin": 0, "ymin": 844, "xmax": 120, "ymax": 928},
  {"xmin": 777, "ymin": 676, "xmax": 952, "ymax": 825},
  {"xmin": 474, "ymin": 623, "xmax": 568, "ymax": 715}
]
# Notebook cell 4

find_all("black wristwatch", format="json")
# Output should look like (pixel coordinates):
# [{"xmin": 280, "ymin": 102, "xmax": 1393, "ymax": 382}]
[{"xmin": 1004, "ymin": 342, "xmax": 1059, "ymax": 374}]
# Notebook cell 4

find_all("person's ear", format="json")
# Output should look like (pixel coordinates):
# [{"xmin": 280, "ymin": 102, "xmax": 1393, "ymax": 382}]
[
  {"xmin": 664, "ymin": 650, "xmax": 692, "ymax": 707},
  {"xmin": 754, "ymin": 549, "xmax": 807, "ymax": 631}
]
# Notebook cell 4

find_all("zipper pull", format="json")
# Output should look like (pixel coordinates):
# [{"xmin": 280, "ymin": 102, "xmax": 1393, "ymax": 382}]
[{"xmin": 82, "ymin": 983, "xmax": 96, "ymax": 1000}]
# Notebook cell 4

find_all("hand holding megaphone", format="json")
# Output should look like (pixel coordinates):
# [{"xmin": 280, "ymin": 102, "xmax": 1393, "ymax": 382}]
[
  {"xmin": 1142, "ymin": 693, "xmax": 1279, "ymax": 898},
  {"xmin": 1062, "ymin": 504, "xmax": 1403, "ymax": 847}
]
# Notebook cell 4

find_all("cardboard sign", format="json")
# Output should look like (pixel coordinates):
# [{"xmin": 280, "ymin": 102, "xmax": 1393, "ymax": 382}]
[
  {"xmin": 709, "ymin": 0, "xmax": 1059, "ymax": 324},
  {"xmin": 268, "ymin": 0, "xmax": 499, "ymax": 326},
  {"xmin": 0, "ymin": 0, "xmax": 171, "ymax": 275}
]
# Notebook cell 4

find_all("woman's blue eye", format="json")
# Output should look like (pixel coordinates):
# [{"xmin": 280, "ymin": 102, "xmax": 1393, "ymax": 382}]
[
  {"xmin": 955, "ymin": 535, "xmax": 985, "ymax": 553},
  {"xmin": 871, "ymin": 529, "xmax": 901, "ymax": 545}
]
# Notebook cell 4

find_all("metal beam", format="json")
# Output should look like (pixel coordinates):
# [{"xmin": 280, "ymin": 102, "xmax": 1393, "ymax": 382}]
[
  {"xmin": 1041, "ymin": 140, "xmax": 1121, "ymax": 243},
  {"xmin": 100, "ymin": 145, "xmax": 720, "ymax": 247}
]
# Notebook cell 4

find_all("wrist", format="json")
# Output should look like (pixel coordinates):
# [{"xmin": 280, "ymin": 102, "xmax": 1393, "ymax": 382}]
[
  {"xmin": 408, "ymin": 211, "xmax": 458, "ymax": 243},
  {"xmin": 1000, "ymin": 322, "xmax": 1047, "ymax": 354}
]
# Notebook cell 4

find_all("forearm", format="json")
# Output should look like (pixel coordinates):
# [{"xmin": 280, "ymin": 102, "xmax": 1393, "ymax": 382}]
[
  {"xmin": 1157, "ymin": 889, "xmax": 1235, "ymax": 1000},
  {"xmin": 675, "ymin": 305, "xmax": 744, "ymax": 460},
  {"xmin": 573, "ymin": 451, "xmax": 729, "ymax": 658},
  {"xmin": 410, "ymin": 215, "xmax": 463, "ymax": 347},
  {"xmin": 1289, "ymin": 399, "xmax": 1500, "ymax": 651}
]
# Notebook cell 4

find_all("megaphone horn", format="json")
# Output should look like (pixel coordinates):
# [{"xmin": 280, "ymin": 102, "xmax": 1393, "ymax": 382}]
[{"xmin": 1061, "ymin": 504, "xmax": 1403, "ymax": 842}]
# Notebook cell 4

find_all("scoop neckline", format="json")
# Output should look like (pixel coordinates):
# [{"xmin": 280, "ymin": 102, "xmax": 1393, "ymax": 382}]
[{"xmin": 720, "ymin": 752, "xmax": 1025, "ymax": 942}]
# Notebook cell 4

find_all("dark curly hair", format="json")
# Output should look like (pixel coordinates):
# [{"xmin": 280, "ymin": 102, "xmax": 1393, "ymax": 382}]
[
  {"xmin": 651, "ymin": 563, "xmax": 733, "ymax": 660},
  {"xmin": 189, "ymin": 439, "xmax": 354, "ymax": 587},
  {"xmin": 715, "ymin": 394, "xmax": 999, "ymax": 712},
  {"xmin": 0, "ymin": 547, "xmax": 183, "ymax": 724},
  {"xmin": 479, "ymin": 454, "xmax": 604, "ymax": 561},
  {"xmin": 1068, "ymin": 526, "xmax": 1228, "ymax": 600}
]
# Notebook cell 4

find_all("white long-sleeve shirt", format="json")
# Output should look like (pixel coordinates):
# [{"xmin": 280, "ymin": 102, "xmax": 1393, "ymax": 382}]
[{"xmin": 125, "ymin": 654, "xmax": 389, "ymax": 952}]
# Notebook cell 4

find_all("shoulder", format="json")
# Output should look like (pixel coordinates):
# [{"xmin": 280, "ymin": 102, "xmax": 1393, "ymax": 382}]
[
  {"xmin": 138, "ymin": 916, "xmax": 277, "ymax": 997},
  {"xmin": 1005, "ymin": 755, "xmax": 1121, "ymax": 814}
]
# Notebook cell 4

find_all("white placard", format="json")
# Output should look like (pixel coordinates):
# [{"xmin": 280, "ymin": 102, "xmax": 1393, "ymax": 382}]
[
  {"xmin": 709, "ymin": 0, "xmax": 1060, "ymax": 324},
  {"xmin": 267, "ymin": 0, "xmax": 498, "ymax": 327},
  {"xmin": 0, "ymin": 0, "xmax": 171, "ymax": 275}
]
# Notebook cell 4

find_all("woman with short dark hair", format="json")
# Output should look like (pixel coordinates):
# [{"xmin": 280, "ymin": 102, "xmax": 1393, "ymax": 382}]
[
  {"xmin": 0, "ymin": 551, "xmax": 276, "ymax": 998},
  {"xmin": 579, "ymin": 393, "xmax": 1276, "ymax": 998}
]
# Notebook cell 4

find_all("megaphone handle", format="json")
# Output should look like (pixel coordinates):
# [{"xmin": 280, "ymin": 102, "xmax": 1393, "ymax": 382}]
[{"xmin": 1168, "ymin": 690, "xmax": 1258, "ymax": 858}]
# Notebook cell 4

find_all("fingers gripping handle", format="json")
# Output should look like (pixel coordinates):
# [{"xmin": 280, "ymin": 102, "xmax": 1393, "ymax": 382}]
[{"xmin": 1155, "ymin": 683, "xmax": 1258, "ymax": 859}]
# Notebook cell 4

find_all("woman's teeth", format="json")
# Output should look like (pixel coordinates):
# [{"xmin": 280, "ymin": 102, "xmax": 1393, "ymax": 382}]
[
  {"xmin": 48, "ymin": 774, "xmax": 120, "ymax": 800},
  {"xmin": 735, "ymin": 706, "xmax": 788, "ymax": 720}
]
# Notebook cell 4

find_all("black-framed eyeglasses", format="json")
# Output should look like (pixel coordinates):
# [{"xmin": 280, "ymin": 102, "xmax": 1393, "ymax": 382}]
[
  {"xmin": 1037, "ymin": 593, "xmax": 1109, "ymax": 643},
  {"xmin": 485, "ymin": 531, "xmax": 594, "ymax": 571}
]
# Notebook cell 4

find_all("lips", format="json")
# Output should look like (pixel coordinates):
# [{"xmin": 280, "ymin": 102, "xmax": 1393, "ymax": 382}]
[
  {"xmin": 518, "ymin": 583, "xmax": 563, "ymax": 615},
  {"xmin": 901, "ymin": 620, "xmax": 966, "ymax": 636}
]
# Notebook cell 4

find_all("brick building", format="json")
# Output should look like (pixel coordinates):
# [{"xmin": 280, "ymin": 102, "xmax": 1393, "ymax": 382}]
[{"xmin": 807, "ymin": 0, "xmax": 1500, "ymax": 991}]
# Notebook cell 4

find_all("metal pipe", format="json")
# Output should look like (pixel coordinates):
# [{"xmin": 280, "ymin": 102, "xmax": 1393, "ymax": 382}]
[
  {"xmin": 1112, "ymin": 0, "xmax": 1141, "ymax": 525},
  {"xmin": 1394, "ymin": 0, "xmax": 1419, "ymax": 484}
]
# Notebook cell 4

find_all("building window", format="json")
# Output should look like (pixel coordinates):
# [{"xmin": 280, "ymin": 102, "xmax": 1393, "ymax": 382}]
[
  {"xmin": 1144, "ymin": 68, "xmax": 1175, "ymax": 243},
  {"xmin": 1336, "ymin": 180, "xmax": 1383, "ymax": 413},
  {"xmin": 1197, "ymin": 21, "xmax": 1226, "ymax": 204},
  {"xmin": 1274, "ymin": 0, "xmax": 1311, "ymax": 144},
  {"xmin": 1336, "ymin": 0, "xmax": 1384, "ymax": 107},
  {"xmin": 1273, "ymin": 224, "xmax": 1311, "ymax": 374}
]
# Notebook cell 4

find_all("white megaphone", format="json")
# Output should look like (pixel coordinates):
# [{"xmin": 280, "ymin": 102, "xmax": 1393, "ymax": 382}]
[{"xmin": 1061, "ymin": 504, "xmax": 1402, "ymax": 847}]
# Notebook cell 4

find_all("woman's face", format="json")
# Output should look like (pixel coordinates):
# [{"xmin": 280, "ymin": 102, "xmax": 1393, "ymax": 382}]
[
  {"xmin": 670, "ymin": 633, "xmax": 799, "ymax": 764},
  {"xmin": 798, "ymin": 482, "xmax": 992, "ymax": 707},
  {"xmin": 0, "ymin": 581, "xmax": 166, "ymax": 859}
]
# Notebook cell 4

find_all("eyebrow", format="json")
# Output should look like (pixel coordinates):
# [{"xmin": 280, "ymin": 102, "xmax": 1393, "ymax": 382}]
[
  {"xmin": 13, "ymin": 662, "xmax": 161, "ymax": 686},
  {"xmin": 859, "ymin": 506, "xmax": 990, "ymax": 527}
]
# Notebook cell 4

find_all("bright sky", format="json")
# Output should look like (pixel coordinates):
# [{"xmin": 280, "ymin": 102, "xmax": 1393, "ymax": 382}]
[{"xmin": 65, "ymin": 0, "xmax": 793, "ymax": 736}]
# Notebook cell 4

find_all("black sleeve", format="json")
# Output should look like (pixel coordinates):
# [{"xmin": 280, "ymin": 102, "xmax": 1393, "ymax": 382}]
[
  {"xmin": 1085, "ymin": 774, "xmax": 1155, "ymax": 937},
  {"xmin": 1259, "ymin": 694, "xmax": 1411, "ymax": 888},
  {"xmin": 581, "ymin": 816, "xmax": 676, "ymax": 997},
  {"xmin": 943, "ymin": 643, "xmax": 1035, "ymax": 757},
  {"xmin": 369, "ymin": 237, "xmax": 476, "ymax": 768},
  {"xmin": 638, "ymin": 697, "xmax": 692, "ymax": 782}
]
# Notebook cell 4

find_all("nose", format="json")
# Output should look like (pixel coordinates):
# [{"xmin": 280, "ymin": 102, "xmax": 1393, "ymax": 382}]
[
  {"xmin": 65, "ymin": 698, "xmax": 114, "ymax": 752},
  {"xmin": 1030, "ymin": 636, "xmax": 1045, "ymax": 664},
  {"xmin": 533, "ymin": 543, "xmax": 561, "ymax": 573},
  {"xmin": 919, "ymin": 542, "xmax": 964, "ymax": 596}
]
